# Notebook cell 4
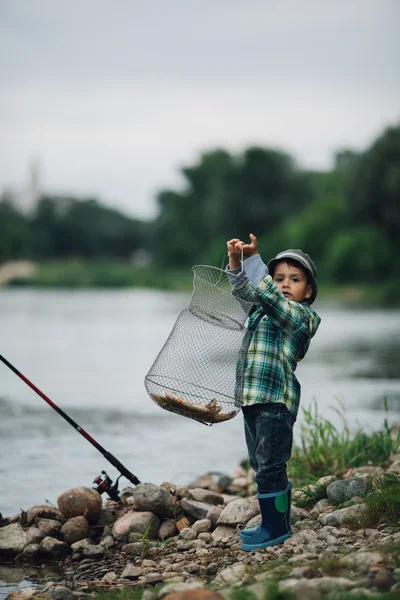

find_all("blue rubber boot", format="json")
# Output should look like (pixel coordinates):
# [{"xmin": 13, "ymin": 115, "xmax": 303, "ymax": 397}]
[
  {"xmin": 241, "ymin": 486, "xmax": 292, "ymax": 551},
  {"xmin": 240, "ymin": 481, "xmax": 292, "ymax": 541}
]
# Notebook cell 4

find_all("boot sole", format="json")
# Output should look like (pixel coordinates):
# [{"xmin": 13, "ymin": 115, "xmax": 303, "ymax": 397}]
[
  {"xmin": 240, "ymin": 527, "xmax": 292, "ymax": 540},
  {"xmin": 241, "ymin": 531, "xmax": 291, "ymax": 551}
]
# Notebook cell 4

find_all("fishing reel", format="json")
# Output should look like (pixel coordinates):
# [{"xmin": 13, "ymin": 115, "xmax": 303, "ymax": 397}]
[{"xmin": 93, "ymin": 470, "xmax": 121, "ymax": 502}]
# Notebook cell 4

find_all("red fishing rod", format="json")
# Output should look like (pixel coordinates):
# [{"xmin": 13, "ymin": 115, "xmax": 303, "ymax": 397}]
[{"xmin": 0, "ymin": 353, "xmax": 140, "ymax": 500}]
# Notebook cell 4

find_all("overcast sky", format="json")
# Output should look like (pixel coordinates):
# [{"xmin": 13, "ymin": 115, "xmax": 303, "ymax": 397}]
[{"xmin": 1, "ymin": 0, "xmax": 399, "ymax": 219}]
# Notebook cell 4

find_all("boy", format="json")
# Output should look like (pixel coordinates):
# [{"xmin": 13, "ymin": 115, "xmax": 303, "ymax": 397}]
[{"xmin": 226, "ymin": 234, "xmax": 321, "ymax": 551}]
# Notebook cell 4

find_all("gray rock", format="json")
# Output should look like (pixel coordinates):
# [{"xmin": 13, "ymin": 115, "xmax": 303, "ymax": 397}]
[
  {"xmin": 183, "ymin": 562, "xmax": 201, "ymax": 574},
  {"xmin": 192, "ymin": 518, "xmax": 212, "ymax": 533},
  {"xmin": 70, "ymin": 538, "xmax": 92, "ymax": 551},
  {"xmin": 40, "ymin": 537, "xmax": 71, "ymax": 557},
  {"xmin": 121, "ymin": 542, "xmax": 143, "ymax": 556},
  {"xmin": 113, "ymin": 511, "xmax": 160, "ymax": 541},
  {"xmin": 121, "ymin": 563, "xmax": 142, "ymax": 579},
  {"xmin": 0, "ymin": 523, "xmax": 28, "ymax": 556},
  {"xmin": 188, "ymin": 488, "xmax": 224, "ymax": 505},
  {"xmin": 131, "ymin": 483, "xmax": 176, "ymax": 519},
  {"xmin": 216, "ymin": 498, "xmax": 259, "ymax": 526},
  {"xmin": 327, "ymin": 478, "xmax": 369, "ymax": 503},
  {"xmin": 82, "ymin": 544, "xmax": 105, "ymax": 559},
  {"xmin": 21, "ymin": 543, "xmax": 42, "ymax": 561},
  {"xmin": 37, "ymin": 519, "xmax": 61, "ymax": 537},
  {"xmin": 181, "ymin": 499, "xmax": 215, "ymax": 521},
  {"xmin": 291, "ymin": 506, "xmax": 310, "ymax": 523},
  {"xmin": 95, "ymin": 507, "xmax": 117, "ymax": 527},
  {"xmin": 343, "ymin": 551, "xmax": 384, "ymax": 569},
  {"xmin": 102, "ymin": 572, "xmax": 118, "ymax": 583},
  {"xmin": 206, "ymin": 506, "xmax": 223, "ymax": 528},
  {"xmin": 158, "ymin": 520, "xmax": 177, "ymax": 540},
  {"xmin": 211, "ymin": 526, "xmax": 238, "ymax": 543},
  {"xmin": 25, "ymin": 527, "xmax": 43, "ymax": 546},
  {"xmin": 318, "ymin": 503, "xmax": 366, "ymax": 527},
  {"xmin": 214, "ymin": 562, "xmax": 246, "ymax": 586},
  {"xmin": 179, "ymin": 527, "xmax": 197, "ymax": 540}
]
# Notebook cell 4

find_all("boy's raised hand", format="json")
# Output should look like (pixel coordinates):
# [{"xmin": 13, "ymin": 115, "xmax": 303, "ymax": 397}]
[
  {"xmin": 227, "ymin": 234, "xmax": 258, "ymax": 269},
  {"xmin": 242, "ymin": 233, "xmax": 258, "ymax": 257},
  {"xmin": 227, "ymin": 234, "xmax": 258, "ymax": 257}
]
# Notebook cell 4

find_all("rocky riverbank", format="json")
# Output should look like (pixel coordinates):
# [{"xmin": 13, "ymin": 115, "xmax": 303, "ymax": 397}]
[{"xmin": 1, "ymin": 456, "xmax": 400, "ymax": 600}]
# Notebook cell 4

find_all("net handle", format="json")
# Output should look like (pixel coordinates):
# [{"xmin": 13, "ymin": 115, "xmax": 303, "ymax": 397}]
[{"xmin": 216, "ymin": 247, "xmax": 244, "ymax": 285}]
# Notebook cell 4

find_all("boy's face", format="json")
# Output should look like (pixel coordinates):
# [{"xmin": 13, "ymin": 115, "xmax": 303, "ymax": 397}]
[{"xmin": 272, "ymin": 261, "xmax": 313, "ymax": 303}]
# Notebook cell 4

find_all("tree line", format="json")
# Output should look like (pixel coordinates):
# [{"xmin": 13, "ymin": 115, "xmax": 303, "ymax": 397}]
[{"xmin": 1, "ymin": 124, "xmax": 399, "ymax": 284}]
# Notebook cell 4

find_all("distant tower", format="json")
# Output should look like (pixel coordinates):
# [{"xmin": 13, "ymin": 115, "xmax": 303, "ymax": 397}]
[{"xmin": 19, "ymin": 158, "xmax": 41, "ymax": 214}]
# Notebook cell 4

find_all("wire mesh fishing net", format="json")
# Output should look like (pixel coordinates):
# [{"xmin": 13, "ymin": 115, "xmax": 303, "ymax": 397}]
[{"xmin": 145, "ymin": 265, "xmax": 254, "ymax": 425}]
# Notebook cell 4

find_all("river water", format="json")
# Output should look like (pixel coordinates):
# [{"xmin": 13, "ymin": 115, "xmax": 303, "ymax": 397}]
[{"xmin": 0, "ymin": 289, "xmax": 399, "ymax": 521}]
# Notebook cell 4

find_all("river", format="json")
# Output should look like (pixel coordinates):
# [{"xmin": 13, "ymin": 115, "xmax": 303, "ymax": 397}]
[{"xmin": 0, "ymin": 289, "xmax": 399, "ymax": 520}]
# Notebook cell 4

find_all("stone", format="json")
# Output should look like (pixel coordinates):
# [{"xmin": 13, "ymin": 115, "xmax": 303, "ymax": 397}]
[
  {"xmin": 179, "ymin": 528, "xmax": 197, "ymax": 540},
  {"xmin": 25, "ymin": 527, "xmax": 42, "ymax": 546},
  {"xmin": 216, "ymin": 497, "xmax": 259, "ymax": 526},
  {"xmin": 61, "ymin": 516, "xmax": 89, "ymax": 544},
  {"xmin": 82, "ymin": 544, "xmax": 105, "ymax": 559},
  {"xmin": 187, "ymin": 473, "xmax": 216, "ymax": 490},
  {"xmin": 318, "ymin": 503, "xmax": 366, "ymax": 527},
  {"xmin": 176, "ymin": 518, "xmax": 191, "ymax": 532},
  {"xmin": 188, "ymin": 488, "xmax": 224, "ymax": 506},
  {"xmin": 0, "ymin": 523, "xmax": 28, "ymax": 557},
  {"xmin": 309, "ymin": 499, "xmax": 335, "ymax": 519},
  {"xmin": 21, "ymin": 543, "xmax": 42, "ymax": 561},
  {"xmin": 101, "ymin": 572, "xmax": 118, "ymax": 583},
  {"xmin": 40, "ymin": 537, "xmax": 71, "ymax": 558},
  {"xmin": 343, "ymin": 551, "xmax": 384, "ymax": 569},
  {"xmin": 95, "ymin": 507, "xmax": 117, "ymax": 527},
  {"xmin": 113, "ymin": 511, "xmax": 160, "ymax": 541},
  {"xmin": 131, "ymin": 483, "xmax": 176, "ymax": 518},
  {"xmin": 36, "ymin": 519, "xmax": 61, "ymax": 537},
  {"xmin": 343, "ymin": 466, "xmax": 384, "ymax": 479},
  {"xmin": 57, "ymin": 487, "xmax": 102, "ymax": 522},
  {"xmin": 291, "ymin": 506, "xmax": 310, "ymax": 523},
  {"xmin": 326, "ymin": 478, "xmax": 369, "ymax": 503},
  {"xmin": 158, "ymin": 520, "xmax": 178, "ymax": 540},
  {"xmin": 121, "ymin": 563, "xmax": 143, "ymax": 579},
  {"xmin": 181, "ymin": 499, "xmax": 215, "ymax": 521},
  {"xmin": 213, "ymin": 562, "xmax": 246, "ymax": 586},
  {"xmin": 206, "ymin": 507, "xmax": 223, "ymax": 528},
  {"xmin": 70, "ymin": 538, "xmax": 91, "ymax": 551},
  {"xmin": 121, "ymin": 542, "xmax": 142, "ymax": 556},
  {"xmin": 211, "ymin": 526, "xmax": 238, "ymax": 543},
  {"xmin": 192, "ymin": 519, "xmax": 212, "ymax": 533},
  {"xmin": 26, "ymin": 505, "xmax": 64, "ymax": 525}
]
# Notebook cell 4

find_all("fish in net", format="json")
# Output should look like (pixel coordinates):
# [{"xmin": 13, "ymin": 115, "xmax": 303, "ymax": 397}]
[{"xmin": 144, "ymin": 265, "xmax": 253, "ymax": 425}]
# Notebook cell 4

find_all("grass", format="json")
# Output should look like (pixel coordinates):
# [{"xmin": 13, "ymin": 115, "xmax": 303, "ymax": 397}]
[
  {"xmin": 353, "ymin": 474, "xmax": 400, "ymax": 528},
  {"xmin": 288, "ymin": 399, "xmax": 399, "ymax": 488}
]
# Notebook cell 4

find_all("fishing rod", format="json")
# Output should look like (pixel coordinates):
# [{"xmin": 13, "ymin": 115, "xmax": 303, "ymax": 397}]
[{"xmin": 0, "ymin": 353, "xmax": 140, "ymax": 501}]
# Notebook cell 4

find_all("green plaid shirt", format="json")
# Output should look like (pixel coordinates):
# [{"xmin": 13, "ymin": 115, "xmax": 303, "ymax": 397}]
[{"xmin": 228, "ymin": 256, "xmax": 321, "ymax": 418}]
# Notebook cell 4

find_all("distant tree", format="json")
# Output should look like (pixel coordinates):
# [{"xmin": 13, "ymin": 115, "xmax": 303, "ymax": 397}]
[{"xmin": 346, "ymin": 125, "xmax": 400, "ymax": 249}]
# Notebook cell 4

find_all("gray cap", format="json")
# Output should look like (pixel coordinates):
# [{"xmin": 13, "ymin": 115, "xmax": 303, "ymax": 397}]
[{"xmin": 267, "ymin": 249, "xmax": 318, "ymax": 304}]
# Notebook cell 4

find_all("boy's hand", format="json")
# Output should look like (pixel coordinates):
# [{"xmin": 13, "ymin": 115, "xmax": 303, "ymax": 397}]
[
  {"xmin": 226, "ymin": 234, "xmax": 258, "ymax": 269},
  {"xmin": 242, "ymin": 233, "xmax": 258, "ymax": 257}
]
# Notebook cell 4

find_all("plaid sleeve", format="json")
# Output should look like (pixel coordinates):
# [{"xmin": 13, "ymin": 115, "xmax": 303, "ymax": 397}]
[{"xmin": 255, "ymin": 275, "xmax": 316, "ymax": 335}]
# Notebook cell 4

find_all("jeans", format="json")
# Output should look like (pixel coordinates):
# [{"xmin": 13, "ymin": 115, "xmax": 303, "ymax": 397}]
[{"xmin": 242, "ymin": 402, "xmax": 295, "ymax": 494}]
